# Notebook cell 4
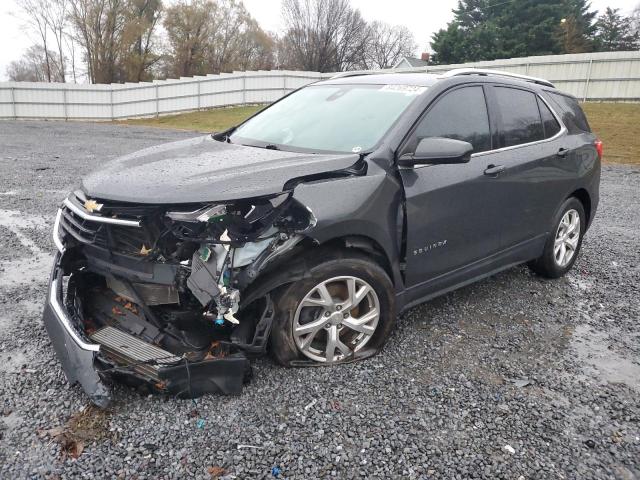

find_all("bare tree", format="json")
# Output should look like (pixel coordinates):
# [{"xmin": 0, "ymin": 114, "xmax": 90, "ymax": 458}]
[
  {"xmin": 68, "ymin": 0, "xmax": 129, "ymax": 83},
  {"xmin": 65, "ymin": 32, "xmax": 79, "ymax": 82},
  {"xmin": 121, "ymin": 0, "xmax": 163, "ymax": 81},
  {"xmin": 45, "ymin": 0, "xmax": 69, "ymax": 82},
  {"xmin": 363, "ymin": 21, "xmax": 416, "ymax": 69},
  {"xmin": 7, "ymin": 45, "xmax": 65, "ymax": 82},
  {"xmin": 207, "ymin": 0, "xmax": 258, "ymax": 73},
  {"xmin": 281, "ymin": 0, "xmax": 370, "ymax": 72},
  {"xmin": 163, "ymin": 0, "xmax": 273, "ymax": 76},
  {"xmin": 163, "ymin": 0, "xmax": 213, "ymax": 77},
  {"xmin": 15, "ymin": 0, "xmax": 54, "ymax": 81},
  {"xmin": 68, "ymin": 0, "xmax": 160, "ymax": 83}
]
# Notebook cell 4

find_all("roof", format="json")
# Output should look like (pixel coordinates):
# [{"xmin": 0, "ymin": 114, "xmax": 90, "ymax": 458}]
[{"xmin": 394, "ymin": 56, "xmax": 429, "ymax": 68}]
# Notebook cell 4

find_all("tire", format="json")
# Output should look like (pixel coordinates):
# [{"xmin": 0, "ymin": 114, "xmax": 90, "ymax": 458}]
[
  {"xmin": 528, "ymin": 196, "xmax": 586, "ymax": 279},
  {"xmin": 269, "ymin": 251, "xmax": 395, "ymax": 367}
]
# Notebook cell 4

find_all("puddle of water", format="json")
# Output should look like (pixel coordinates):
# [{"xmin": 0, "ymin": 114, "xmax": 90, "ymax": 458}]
[
  {"xmin": 0, "ymin": 209, "xmax": 53, "ymax": 288},
  {"xmin": 0, "ymin": 209, "xmax": 49, "ymax": 231},
  {"xmin": 0, "ymin": 351, "xmax": 28, "ymax": 373},
  {"xmin": 570, "ymin": 324, "xmax": 640, "ymax": 392},
  {"xmin": 0, "ymin": 253, "xmax": 53, "ymax": 288}
]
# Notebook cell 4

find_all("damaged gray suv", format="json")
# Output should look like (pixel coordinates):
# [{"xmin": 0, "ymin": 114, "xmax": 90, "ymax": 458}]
[{"xmin": 44, "ymin": 69, "xmax": 601, "ymax": 406}]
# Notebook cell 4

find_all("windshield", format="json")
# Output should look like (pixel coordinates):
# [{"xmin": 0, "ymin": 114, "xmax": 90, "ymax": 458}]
[{"xmin": 230, "ymin": 84, "xmax": 426, "ymax": 154}]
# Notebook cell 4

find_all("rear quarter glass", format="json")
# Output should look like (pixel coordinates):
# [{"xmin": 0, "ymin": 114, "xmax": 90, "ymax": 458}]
[{"xmin": 545, "ymin": 91, "xmax": 591, "ymax": 134}]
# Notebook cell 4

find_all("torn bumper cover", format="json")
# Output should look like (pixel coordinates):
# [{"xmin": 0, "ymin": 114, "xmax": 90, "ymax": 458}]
[
  {"xmin": 43, "ymin": 188, "xmax": 316, "ymax": 407},
  {"xmin": 43, "ymin": 252, "xmax": 250, "ymax": 408},
  {"xmin": 43, "ymin": 254, "xmax": 110, "ymax": 407}
]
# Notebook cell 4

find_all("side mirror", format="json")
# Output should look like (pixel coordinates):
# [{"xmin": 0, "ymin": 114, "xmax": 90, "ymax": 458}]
[{"xmin": 398, "ymin": 137, "xmax": 474, "ymax": 167}]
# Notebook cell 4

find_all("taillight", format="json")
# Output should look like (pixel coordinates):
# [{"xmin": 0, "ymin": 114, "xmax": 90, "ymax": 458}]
[{"xmin": 595, "ymin": 139, "xmax": 603, "ymax": 160}]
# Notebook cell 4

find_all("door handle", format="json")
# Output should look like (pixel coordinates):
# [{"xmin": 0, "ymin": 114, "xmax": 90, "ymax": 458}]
[
  {"xmin": 484, "ymin": 164, "xmax": 505, "ymax": 176},
  {"xmin": 557, "ymin": 147, "xmax": 569, "ymax": 158}
]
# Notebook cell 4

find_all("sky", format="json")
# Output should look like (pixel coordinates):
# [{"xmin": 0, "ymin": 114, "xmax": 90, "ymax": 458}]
[{"xmin": 0, "ymin": 0, "xmax": 638, "ymax": 81}]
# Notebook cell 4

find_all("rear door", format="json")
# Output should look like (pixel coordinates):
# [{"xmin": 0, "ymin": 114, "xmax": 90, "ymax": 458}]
[
  {"xmin": 483, "ymin": 85, "xmax": 567, "ymax": 251},
  {"xmin": 399, "ymin": 85, "xmax": 504, "ymax": 288}
]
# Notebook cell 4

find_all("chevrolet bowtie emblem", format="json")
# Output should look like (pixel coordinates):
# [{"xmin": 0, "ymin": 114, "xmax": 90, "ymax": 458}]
[{"xmin": 84, "ymin": 199, "xmax": 103, "ymax": 213}]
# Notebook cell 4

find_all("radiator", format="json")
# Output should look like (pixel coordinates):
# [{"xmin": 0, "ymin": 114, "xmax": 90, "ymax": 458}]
[{"xmin": 90, "ymin": 326, "xmax": 181, "ymax": 381}]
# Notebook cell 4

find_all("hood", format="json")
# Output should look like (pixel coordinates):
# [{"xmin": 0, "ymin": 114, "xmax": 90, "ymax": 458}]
[{"xmin": 82, "ymin": 136, "xmax": 360, "ymax": 204}]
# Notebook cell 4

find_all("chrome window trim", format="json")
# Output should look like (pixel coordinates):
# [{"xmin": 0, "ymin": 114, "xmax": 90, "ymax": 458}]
[
  {"xmin": 404, "ymin": 91, "xmax": 567, "ymax": 169},
  {"xmin": 50, "ymin": 274, "xmax": 100, "ymax": 352},
  {"xmin": 471, "ymin": 91, "xmax": 567, "ymax": 158},
  {"xmin": 63, "ymin": 198, "xmax": 141, "ymax": 227}
]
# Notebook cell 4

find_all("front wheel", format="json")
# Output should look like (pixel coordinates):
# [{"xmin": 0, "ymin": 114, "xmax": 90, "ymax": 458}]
[
  {"xmin": 269, "ymin": 253, "xmax": 395, "ymax": 366},
  {"xmin": 528, "ymin": 197, "xmax": 586, "ymax": 278}
]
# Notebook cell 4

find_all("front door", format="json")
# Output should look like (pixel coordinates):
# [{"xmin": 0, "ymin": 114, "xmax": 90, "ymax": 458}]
[{"xmin": 399, "ymin": 85, "xmax": 504, "ymax": 288}]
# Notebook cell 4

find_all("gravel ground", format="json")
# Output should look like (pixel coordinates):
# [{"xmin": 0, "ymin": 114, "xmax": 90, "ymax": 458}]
[{"xmin": 0, "ymin": 120, "xmax": 639, "ymax": 480}]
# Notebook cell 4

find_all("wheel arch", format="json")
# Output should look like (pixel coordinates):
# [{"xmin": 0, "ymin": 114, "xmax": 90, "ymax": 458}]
[
  {"xmin": 568, "ymin": 188, "xmax": 592, "ymax": 227},
  {"xmin": 239, "ymin": 234, "xmax": 398, "ymax": 311}
]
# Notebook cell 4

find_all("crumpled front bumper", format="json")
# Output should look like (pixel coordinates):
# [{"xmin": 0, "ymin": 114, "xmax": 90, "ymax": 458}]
[
  {"xmin": 42, "ymin": 252, "xmax": 112, "ymax": 407},
  {"xmin": 44, "ymin": 252, "xmax": 250, "ymax": 408}
]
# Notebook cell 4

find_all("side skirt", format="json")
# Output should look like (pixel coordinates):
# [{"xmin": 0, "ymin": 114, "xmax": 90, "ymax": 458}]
[{"xmin": 397, "ymin": 234, "xmax": 547, "ymax": 314}]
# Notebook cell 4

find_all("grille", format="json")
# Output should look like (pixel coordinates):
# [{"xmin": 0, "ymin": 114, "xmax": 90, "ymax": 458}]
[
  {"xmin": 59, "ymin": 205, "xmax": 108, "ymax": 247},
  {"xmin": 58, "ymin": 198, "xmax": 158, "ymax": 255}
]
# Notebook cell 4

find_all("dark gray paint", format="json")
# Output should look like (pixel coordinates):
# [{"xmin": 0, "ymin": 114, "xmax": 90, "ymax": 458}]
[
  {"xmin": 82, "ymin": 135, "xmax": 359, "ymax": 203},
  {"xmin": 44, "ymin": 73, "xmax": 601, "ymax": 403},
  {"xmin": 74, "ymin": 73, "xmax": 602, "ymax": 309}
]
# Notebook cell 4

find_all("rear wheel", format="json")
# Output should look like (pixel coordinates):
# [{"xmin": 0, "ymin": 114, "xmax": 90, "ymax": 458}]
[
  {"xmin": 528, "ymin": 197, "xmax": 586, "ymax": 278},
  {"xmin": 269, "ymin": 253, "xmax": 395, "ymax": 366}
]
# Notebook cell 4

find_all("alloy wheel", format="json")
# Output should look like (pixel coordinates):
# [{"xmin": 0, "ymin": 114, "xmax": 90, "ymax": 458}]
[
  {"xmin": 292, "ymin": 276, "xmax": 380, "ymax": 363},
  {"xmin": 554, "ymin": 209, "xmax": 580, "ymax": 267}
]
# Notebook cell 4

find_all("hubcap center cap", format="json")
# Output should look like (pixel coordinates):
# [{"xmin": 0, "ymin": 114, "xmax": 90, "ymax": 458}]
[{"xmin": 328, "ymin": 312, "xmax": 343, "ymax": 325}]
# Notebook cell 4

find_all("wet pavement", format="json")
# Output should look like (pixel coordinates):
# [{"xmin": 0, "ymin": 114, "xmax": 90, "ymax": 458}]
[{"xmin": 0, "ymin": 120, "xmax": 639, "ymax": 479}]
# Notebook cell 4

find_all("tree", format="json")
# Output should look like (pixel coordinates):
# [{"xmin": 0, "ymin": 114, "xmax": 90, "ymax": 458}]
[
  {"xmin": 280, "ymin": 0, "xmax": 369, "ymax": 72},
  {"xmin": 632, "ymin": 4, "xmax": 640, "ymax": 35},
  {"xmin": 120, "ymin": 0, "xmax": 163, "ymax": 81},
  {"xmin": 68, "ymin": 0, "xmax": 128, "ymax": 83},
  {"xmin": 593, "ymin": 7, "xmax": 640, "ymax": 51},
  {"xmin": 163, "ymin": 0, "xmax": 214, "ymax": 77},
  {"xmin": 45, "ymin": 0, "xmax": 69, "ymax": 82},
  {"xmin": 363, "ymin": 22, "xmax": 417, "ymax": 69},
  {"xmin": 7, "ymin": 45, "xmax": 65, "ymax": 82},
  {"xmin": 164, "ymin": 0, "xmax": 275, "ymax": 77},
  {"xmin": 430, "ymin": 0, "xmax": 598, "ymax": 64},
  {"xmin": 15, "ymin": 0, "xmax": 55, "ymax": 81},
  {"xmin": 206, "ymin": 0, "xmax": 265, "ymax": 73},
  {"xmin": 68, "ymin": 0, "xmax": 163, "ymax": 83}
]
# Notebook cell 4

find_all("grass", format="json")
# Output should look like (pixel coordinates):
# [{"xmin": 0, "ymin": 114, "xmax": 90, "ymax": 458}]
[
  {"xmin": 117, "ymin": 102, "xmax": 640, "ymax": 165},
  {"xmin": 582, "ymin": 102, "xmax": 640, "ymax": 165},
  {"xmin": 117, "ymin": 105, "xmax": 264, "ymax": 133}
]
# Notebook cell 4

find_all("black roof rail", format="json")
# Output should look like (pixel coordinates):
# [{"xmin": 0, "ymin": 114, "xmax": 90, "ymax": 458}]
[
  {"xmin": 328, "ymin": 71, "xmax": 388, "ymax": 80},
  {"xmin": 440, "ymin": 68, "xmax": 555, "ymax": 88}
]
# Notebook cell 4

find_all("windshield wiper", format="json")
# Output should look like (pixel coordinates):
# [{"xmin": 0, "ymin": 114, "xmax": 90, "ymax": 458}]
[{"xmin": 265, "ymin": 144, "xmax": 280, "ymax": 150}]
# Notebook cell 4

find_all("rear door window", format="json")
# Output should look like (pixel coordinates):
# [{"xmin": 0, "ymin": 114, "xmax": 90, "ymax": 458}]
[
  {"xmin": 546, "ymin": 91, "xmax": 591, "ymax": 133},
  {"xmin": 494, "ymin": 87, "xmax": 544, "ymax": 147},
  {"xmin": 537, "ymin": 97, "xmax": 562, "ymax": 139},
  {"xmin": 412, "ymin": 86, "xmax": 491, "ymax": 153}
]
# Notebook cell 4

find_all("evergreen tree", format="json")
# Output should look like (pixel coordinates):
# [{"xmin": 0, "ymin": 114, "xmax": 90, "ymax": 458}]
[
  {"xmin": 593, "ymin": 7, "xmax": 640, "ymax": 51},
  {"xmin": 430, "ymin": 0, "xmax": 598, "ymax": 64}
]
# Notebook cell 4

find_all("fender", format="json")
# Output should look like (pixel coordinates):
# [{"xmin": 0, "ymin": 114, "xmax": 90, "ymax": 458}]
[{"xmin": 291, "ymin": 167, "xmax": 405, "ymax": 289}]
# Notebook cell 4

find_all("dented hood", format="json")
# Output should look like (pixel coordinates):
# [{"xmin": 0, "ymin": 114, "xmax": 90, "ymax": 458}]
[{"xmin": 82, "ymin": 135, "xmax": 360, "ymax": 203}]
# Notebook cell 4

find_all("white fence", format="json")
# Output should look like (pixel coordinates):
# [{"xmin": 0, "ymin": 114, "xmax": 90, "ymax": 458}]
[
  {"xmin": 418, "ymin": 50, "xmax": 640, "ymax": 102},
  {"xmin": 0, "ymin": 51, "xmax": 638, "ymax": 120},
  {"xmin": 0, "ymin": 71, "xmax": 331, "ymax": 120}
]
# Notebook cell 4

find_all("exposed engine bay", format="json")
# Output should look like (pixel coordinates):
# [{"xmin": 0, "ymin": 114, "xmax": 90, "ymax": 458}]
[{"xmin": 53, "ymin": 189, "xmax": 316, "ymax": 402}]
